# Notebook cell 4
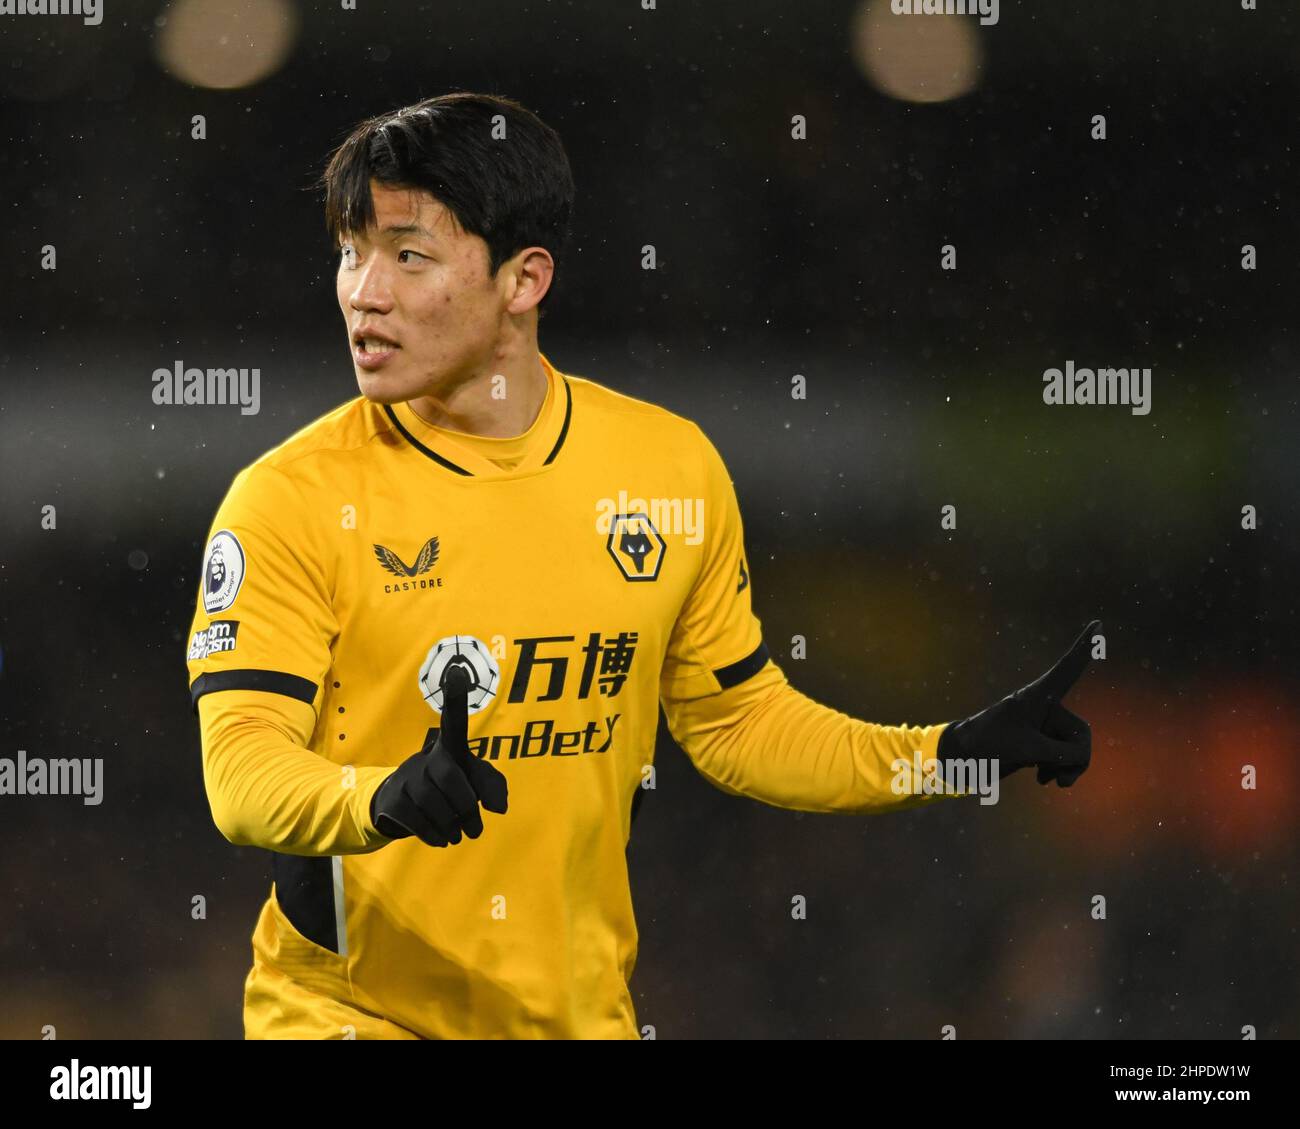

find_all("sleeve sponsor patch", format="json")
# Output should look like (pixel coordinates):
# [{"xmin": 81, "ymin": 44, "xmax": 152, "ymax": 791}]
[{"xmin": 188, "ymin": 619, "xmax": 240, "ymax": 661}]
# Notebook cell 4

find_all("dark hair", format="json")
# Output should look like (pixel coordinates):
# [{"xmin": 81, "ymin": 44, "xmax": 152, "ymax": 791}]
[{"xmin": 319, "ymin": 92, "xmax": 575, "ymax": 310}]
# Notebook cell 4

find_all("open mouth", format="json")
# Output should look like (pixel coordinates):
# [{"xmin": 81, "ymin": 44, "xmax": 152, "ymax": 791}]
[{"xmin": 353, "ymin": 331, "xmax": 401, "ymax": 369}]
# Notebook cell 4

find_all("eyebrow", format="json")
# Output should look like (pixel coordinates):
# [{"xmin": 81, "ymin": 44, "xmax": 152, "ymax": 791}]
[
  {"xmin": 339, "ymin": 222, "xmax": 439, "ymax": 248},
  {"xmin": 379, "ymin": 223, "xmax": 437, "ymax": 240}
]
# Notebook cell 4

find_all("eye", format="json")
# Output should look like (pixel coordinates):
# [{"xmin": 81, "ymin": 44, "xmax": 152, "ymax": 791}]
[
  {"xmin": 397, "ymin": 249, "xmax": 427, "ymax": 264},
  {"xmin": 338, "ymin": 244, "xmax": 358, "ymax": 269}
]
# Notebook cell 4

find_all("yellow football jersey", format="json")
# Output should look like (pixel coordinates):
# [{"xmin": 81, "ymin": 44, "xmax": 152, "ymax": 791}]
[{"xmin": 185, "ymin": 350, "xmax": 955, "ymax": 1039}]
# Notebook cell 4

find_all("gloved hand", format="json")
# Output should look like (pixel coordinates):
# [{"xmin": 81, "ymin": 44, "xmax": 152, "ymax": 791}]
[
  {"xmin": 937, "ymin": 620, "xmax": 1101, "ymax": 789},
  {"xmin": 370, "ymin": 664, "xmax": 509, "ymax": 845}
]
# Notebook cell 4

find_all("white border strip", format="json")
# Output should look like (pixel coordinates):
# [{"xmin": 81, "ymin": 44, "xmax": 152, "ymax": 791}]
[{"xmin": 331, "ymin": 855, "xmax": 349, "ymax": 957}]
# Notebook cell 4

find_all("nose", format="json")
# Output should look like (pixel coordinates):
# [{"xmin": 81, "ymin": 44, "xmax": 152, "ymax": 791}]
[{"xmin": 346, "ymin": 255, "xmax": 395, "ymax": 314}]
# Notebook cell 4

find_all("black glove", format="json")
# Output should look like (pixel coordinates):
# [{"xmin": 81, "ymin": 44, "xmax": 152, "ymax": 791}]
[
  {"xmin": 937, "ymin": 620, "xmax": 1100, "ymax": 789},
  {"xmin": 370, "ymin": 664, "xmax": 509, "ymax": 845}
]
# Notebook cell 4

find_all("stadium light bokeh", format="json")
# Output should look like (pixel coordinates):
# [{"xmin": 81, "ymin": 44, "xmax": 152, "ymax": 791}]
[
  {"xmin": 154, "ymin": 0, "xmax": 298, "ymax": 90},
  {"xmin": 851, "ymin": 0, "xmax": 982, "ymax": 103}
]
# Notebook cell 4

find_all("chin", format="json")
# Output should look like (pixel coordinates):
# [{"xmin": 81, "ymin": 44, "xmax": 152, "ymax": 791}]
[{"xmin": 355, "ymin": 370, "xmax": 416, "ymax": 405}]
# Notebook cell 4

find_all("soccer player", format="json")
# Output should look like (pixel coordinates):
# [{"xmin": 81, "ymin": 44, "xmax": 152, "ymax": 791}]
[{"xmin": 184, "ymin": 92, "xmax": 1098, "ymax": 1039}]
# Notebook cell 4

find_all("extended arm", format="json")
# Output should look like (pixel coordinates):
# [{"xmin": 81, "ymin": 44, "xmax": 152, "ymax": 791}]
[{"xmin": 661, "ymin": 659, "xmax": 961, "ymax": 814}]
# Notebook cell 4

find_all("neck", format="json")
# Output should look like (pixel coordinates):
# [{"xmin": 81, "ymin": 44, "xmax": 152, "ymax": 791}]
[{"xmin": 407, "ymin": 345, "xmax": 548, "ymax": 438}]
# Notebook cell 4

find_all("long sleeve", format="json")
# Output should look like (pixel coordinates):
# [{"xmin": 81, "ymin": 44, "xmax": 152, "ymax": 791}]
[
  {"xmin": 186, "ymin": 460, "xmax": 392, "ymax": 855},
  {"xmin": 198, "ymin": 687, "xmax": 393, "ymax": 854},
  {"xmin": 659, "ymin": 422, "xmax": 964, "ymax": 813},
  {"xmin": 662, "ymin": 658, "xmax": 964, "ymax": 814}
]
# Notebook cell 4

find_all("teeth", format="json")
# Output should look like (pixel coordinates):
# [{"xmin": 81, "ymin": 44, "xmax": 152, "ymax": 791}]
[{"xmin": 360, "ymin": 338, "xmax": 394, "ymax": 353}]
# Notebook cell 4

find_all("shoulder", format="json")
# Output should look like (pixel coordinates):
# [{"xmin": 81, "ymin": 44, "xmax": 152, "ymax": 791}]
[
  {"xmin": 560, "ymin": 365, "xmax": 716, "ymax": 464},
  {"xmin": 232, "ymin": 394, "xmax": 391, "ymax": 481},
  {"xmin": 558, "ymin": 363, "xmax": 740, "ymax": 495},
  {"xmin": 217, "ymin": 395, "xmax": 389, "ymax": 514},
  {"xmin": 254, "ymin": 395, "xmax": 390, "ymax": 474}
]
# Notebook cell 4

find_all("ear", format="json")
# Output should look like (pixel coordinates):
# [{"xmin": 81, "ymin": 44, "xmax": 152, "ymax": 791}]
[{"xmin": 505, "ymin": 247, "xmax": 555, "ymax": 314}]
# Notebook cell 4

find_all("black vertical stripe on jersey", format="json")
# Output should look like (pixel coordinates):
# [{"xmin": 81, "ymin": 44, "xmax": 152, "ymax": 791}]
[
  {"xmin": 713, "ymin": 640, "xmax": 771, "ymax": 689},
  {"xmin": 541, "ymin": 377, "xmax": 573, "ymax": 465},
  {"xmin": 272, "ymin": 854, "xmax": 340, "ymax": 955},
  {"xmin": 189, "ymin": 669, "xmax": 318, "ymax": 712}
]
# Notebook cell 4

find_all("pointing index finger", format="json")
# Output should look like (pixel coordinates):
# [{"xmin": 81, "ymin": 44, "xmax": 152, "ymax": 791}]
[
  {"xmin": 438, "ymin": 664, "xmax": 471, "ymax": 751},
  {"xmin": 1026, "ymin": 619, "xmax": 1101, "ymax": 704}
]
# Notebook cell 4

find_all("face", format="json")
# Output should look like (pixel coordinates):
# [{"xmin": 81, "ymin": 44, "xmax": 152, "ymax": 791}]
[{"xmin": 336, "ymin": 181, "xmax": 509, "ymax": 403}]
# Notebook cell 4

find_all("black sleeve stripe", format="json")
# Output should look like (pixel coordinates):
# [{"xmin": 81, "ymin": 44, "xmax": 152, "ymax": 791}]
[
  {"xmin": 713, "ymin": 640, "xmax": 771, "ymax": 690},
  {"xmin": 190, "ymin": 669, "xmax": 319, "ymax": 712}
]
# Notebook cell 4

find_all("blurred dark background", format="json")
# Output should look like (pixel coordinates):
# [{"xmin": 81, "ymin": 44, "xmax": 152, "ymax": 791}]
[{"xmin": 1, "ymin": 0, "xmax": 1297, "ymax": 1038}]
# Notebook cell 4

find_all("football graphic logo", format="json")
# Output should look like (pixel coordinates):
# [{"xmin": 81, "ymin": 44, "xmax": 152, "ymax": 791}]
[{"xmin": 418, "ymin": 634, "xmax": 500, "ymax": 717}]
